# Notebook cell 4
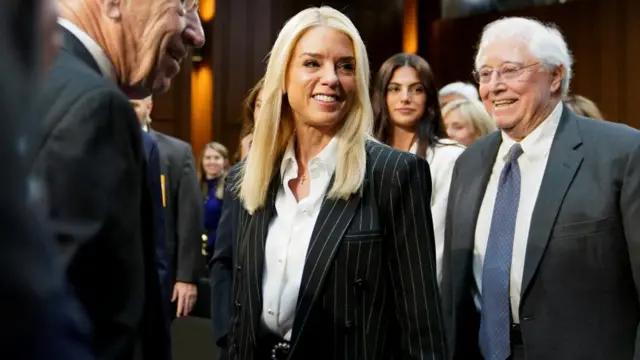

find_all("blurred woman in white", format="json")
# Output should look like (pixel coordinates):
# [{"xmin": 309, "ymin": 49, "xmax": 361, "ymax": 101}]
[
  {"xmin": 210, "ymin": 6, "xmax": 446, "ymax": 360},
  {"xmin": 442, "ymin": 98, "xmax": 497, "ymax": 146},
  {"xmin": 372, "ymin": 53, "xmax": 465, "ymax": 285}
]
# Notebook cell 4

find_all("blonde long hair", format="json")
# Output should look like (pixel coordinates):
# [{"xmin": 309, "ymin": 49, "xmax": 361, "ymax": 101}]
[{"xmin": 239, "ymin": 6, "xmax": 372, "ymax": 214}]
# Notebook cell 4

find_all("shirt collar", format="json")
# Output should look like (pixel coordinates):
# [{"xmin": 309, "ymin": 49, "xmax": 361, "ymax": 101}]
[
  {"xmin": 280, "ymin": 136, "xmax": 339, "ymax": 181},
  {"xmin": 58, "ymin": 18, "xmax": 115, "ymax": 80},
  {"xmin": 499, "ymin": 101, "xmax": 563, "ymax": 162}
]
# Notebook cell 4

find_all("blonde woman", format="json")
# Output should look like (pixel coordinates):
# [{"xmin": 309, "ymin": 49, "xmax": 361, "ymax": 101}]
[
  {"xmin": 442, "ymin": 98, "xmax": 497, "ymax": 146},
  {"xmin": 210, "ymin": 6, "xmax": 445, "ymax": 360},
  {"xmin": 564, "ymin": 94, "xmax": 604, "ymax": 119},
  {"xmin": 199, "ymin": 142, "xmax": 229, "ymax": 260}
]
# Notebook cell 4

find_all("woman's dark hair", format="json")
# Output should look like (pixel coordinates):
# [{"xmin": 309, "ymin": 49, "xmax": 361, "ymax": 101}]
[
  {"xmin": 371, "ymin": 53, "xmax": 444, "ymax": 158},
  {"xmin": 234, "ymin": 77, "xmax": 264, "ymax": 162}
]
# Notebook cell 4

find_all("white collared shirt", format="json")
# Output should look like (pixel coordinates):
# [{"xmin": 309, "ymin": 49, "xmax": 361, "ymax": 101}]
[
  {"xmin": 261, "ymin": 137, "xmax": 338, "ymax": 340},
  {"xmin": 58, "ymin": 18, "xmax": 115, "ymax": 80},
  {"xmin": 473, "ymin": 101, "xmax": 563, "ymax": 323},
  {"xmin": 410, "ymin": 138, "xmax": 465, "ymax": 285}
]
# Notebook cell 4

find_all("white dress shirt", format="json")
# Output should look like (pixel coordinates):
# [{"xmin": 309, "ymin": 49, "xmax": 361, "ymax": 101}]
[
  {"xmin": 261, "ymin": 137, "xmax": 338, "ymax": 340},
  {"xmin": 58, "ymin": 18, "xmax": 115, "ymax": 79},
  {"xmin": 410, "ymin": 138, "xmax": 465, "ymax": 284},
  {"xmin": 473, "ymin": 102, "xmax": 563, "ymax": 323}
]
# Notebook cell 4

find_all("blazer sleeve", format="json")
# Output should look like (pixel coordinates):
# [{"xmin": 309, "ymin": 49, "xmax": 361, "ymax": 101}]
[
  {"xmin": 209, "ymin": 175, "xmax": 239, "ymax": 348},
  {"xmin": 621, "ymin": 138, "xmax": 640, "ymax": 356},
  {"xmin": 385, "ymin": 154, "xmax": 448, "ymax": 360},
  {"xmin": 33, "ymin": 89, "xmax": 145, "ymax": 359},
  {"xmin": 175, "ymin": 145, "xmax": 204, "ymax": 283}
]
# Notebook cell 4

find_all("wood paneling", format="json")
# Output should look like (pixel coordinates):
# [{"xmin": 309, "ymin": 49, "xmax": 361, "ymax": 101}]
[
  {"xmin": 151, "ymin": 59, "xmax": 193, "ymax": 141},
  {"xmin": 422, "ymin": 0, "xmax": 640, "ymax": 128},
  {"xmin": 211, "ymin": 0, "xmax": 285, "ymax": 155}
]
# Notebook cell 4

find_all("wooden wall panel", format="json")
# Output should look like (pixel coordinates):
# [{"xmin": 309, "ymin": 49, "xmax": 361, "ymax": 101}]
[
  {"xmin": 423, "ymin": 0, "xmax": 640, "ymax": 128},
  {"xmin": 212, "ymin": 0, "xmax": 285, "ymax": 155},
  {"xmin": 151, "ymin": 58, "xmax": 193, "ymax": 141},
  {"xmin": 624, "ymin": 0, "xmax": 640, "ymax": 128}
]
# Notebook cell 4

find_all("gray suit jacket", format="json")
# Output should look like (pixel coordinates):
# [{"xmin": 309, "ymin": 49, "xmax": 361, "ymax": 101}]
[
  {"xmin": 441, "ymin": 106, "xmax": 640, "ymax": 359},
  {"xmin": 217, "ymin": 140, "xmax": 447, "ymax": 360},
  {"xmin": 152, "ymin": 130, "xmax": 204, "ymax": 284}
]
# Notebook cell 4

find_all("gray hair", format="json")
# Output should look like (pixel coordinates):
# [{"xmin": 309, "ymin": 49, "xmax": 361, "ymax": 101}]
[
  {"xmin": 474, "ymin": 17, "xmax": 573, "ymax": 97},
  {"xmin": 439, "ymin": 82, "xmax": 480, "ymax": 101}
]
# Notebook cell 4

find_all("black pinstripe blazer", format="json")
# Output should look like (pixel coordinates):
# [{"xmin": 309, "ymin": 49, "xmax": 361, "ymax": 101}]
[{"xmin": 220, "ymin": 140, "xmax": 447, "ymax": 360}]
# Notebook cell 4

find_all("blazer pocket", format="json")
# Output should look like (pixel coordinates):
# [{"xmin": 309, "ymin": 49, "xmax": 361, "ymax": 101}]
[
  {"xmin": 552, "ymin": 216, "xmax": 619, "ymax": 238},
  {"xmin": 343, "ymin": 229, "xmax": 383, "ymax": 242}
]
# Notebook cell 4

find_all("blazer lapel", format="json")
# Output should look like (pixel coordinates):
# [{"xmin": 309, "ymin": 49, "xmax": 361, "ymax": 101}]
[
  {"xmin": 289, "ymin": 179, "xmax": 361, "ymax": 350},
  {"xmin": 452, "ymin": 132, "xmax": 501, "ymax": 290},
  {"xmin": 244, "ymin": 175, "xmax": 279, "ymax": 344},
  {"xmin": 521, "ymin": 108, "xmax": 583, "ymax": 298}
]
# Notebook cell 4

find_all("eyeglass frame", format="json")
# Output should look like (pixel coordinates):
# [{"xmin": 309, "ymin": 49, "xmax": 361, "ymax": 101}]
[{"xmin": 472, "ymin": 62, "xmax": 544, "ymax": 84}]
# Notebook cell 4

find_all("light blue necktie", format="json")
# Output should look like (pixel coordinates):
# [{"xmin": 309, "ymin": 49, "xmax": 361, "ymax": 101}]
[{"xmin": 479, "ymin": 143, "xmax": 524, "ymax": 360}]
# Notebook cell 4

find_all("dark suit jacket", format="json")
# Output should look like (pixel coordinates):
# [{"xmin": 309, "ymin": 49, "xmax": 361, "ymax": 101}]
[
  {"xmin": 0, "ymin": 3, "xmax": 92, "ymax": 358},
  {"xmin": 209, "ymin": 172, "xmax": 241, "ymax": 348},
  {"xmin": 152, "ymin": 130, "xmax": 203, "ymax": 284},
  {"xmin": 141, "ymin": 131, "xmax": 172, "ymax": 356},
  {"xmin": 213, "ymin": 140, "xmax": 447, "ymax": 360},
  {"xmin": 29, "ymin": 27, "xmax": 165, "ymax": 360},
  {"xmin": 441, "ymin": 107, "xmax": 640, "ymax": 359}
]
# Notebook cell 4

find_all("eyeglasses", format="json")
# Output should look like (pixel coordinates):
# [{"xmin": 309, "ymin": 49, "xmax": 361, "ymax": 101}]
[{"xmin": 472, "ymin": 62, "xmax": 540, "ymax": 84}]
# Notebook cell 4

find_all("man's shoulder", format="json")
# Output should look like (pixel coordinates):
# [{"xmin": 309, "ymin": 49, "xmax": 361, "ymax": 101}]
[
  {"xmin": 152, "ymin": 131, "xmax": 193, "ymax": 160},
  {"xmin": 153, "ymin": 131, "xmax": 191, "ymax": 150},
  {"xmin": 43, "ymin": 50, "xmax": 124, "ymax": 106},
  {"xmin": 576, "ymin": 115, "xmax": 640, "ymax": 150}
]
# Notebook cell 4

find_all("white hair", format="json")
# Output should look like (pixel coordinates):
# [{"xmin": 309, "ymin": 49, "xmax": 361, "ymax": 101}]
[
  {"xmin": 475, "ymin": 17, "xmax": 573, "ymax": 97},
  {"xmin": 439, "ymin": 82, "xmax": 479, "ymax": 100}
]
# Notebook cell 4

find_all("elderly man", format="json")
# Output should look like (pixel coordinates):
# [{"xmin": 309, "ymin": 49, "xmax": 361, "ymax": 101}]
[
  {"xmin": 132, "ymin": 96, "xmax": 203, "ymax": 319},
  {"xmin": 28, "ymin": 0, "xmax": 204, "ymax": 359},
  {"xmin": 441, "ymin": 17, "xmax": 640, "ymax": 360}
]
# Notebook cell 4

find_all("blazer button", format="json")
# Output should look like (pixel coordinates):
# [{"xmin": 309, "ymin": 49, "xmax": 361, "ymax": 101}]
[
  {"xmin": 235, "ymin": 265, "xmax": 242, "ymax": 272},
  {"xmin": 354, "ymin": 278, "xmax": 365, "ymax": 289},
  {"xmin": 234, "ymin": 301, "xmax": 242, "ymax": 309}
]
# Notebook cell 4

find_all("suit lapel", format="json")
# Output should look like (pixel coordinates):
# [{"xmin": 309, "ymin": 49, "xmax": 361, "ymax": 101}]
[
  {"xmin": 521, "ymin": 108, "xmax": 583, "ymax": 298},
  {"xmin": 245, "ymin": 175, "xmax": 279, "ymax": 344},
  {"xmin": 289, "ymin": 178, "xmax": 361, "ymax": 349},
  {"xmin": 453, "ymin": 132, "xmax": 501, "ymax": 290}
]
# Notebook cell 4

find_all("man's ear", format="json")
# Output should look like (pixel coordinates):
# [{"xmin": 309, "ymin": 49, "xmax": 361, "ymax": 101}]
[
  {"xmin": 550, "ymin": 64, "xmax": 565, "ymax": 94},
  {"xmin": 100, "ymin": 0, "xmax": 122, "ymax": 21}
]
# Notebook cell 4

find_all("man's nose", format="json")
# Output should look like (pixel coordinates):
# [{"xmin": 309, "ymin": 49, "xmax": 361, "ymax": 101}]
[{"xmin": 183, "ymin": 9, "xmax": 205, "ymax": 48}]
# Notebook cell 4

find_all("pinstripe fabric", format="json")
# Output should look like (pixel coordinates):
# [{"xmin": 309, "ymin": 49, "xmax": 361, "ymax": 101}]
[{"xmin": 226, "ymin": 141, "xmax": 447, "ymax": 359}]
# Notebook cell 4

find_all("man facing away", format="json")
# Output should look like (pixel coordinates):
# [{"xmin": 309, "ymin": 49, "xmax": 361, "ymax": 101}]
[
  {"xmin": 441, "ymin": 17, "xmax": 640, "ymax": 360},
  {"xmin": 28, "ymin": 0, "xmax": 204, "ymax": 359}
]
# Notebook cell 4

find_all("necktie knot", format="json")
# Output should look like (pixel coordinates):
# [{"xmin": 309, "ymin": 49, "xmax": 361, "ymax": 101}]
[{"xmin": 507, "ymin": 143, "xmax": 523, "ymax": 164}]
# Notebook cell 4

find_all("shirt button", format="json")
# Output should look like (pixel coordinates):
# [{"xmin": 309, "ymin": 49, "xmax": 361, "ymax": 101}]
[{"xmin": 268, "ymin": 309, "xmax": 274, "ymax": 315}]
